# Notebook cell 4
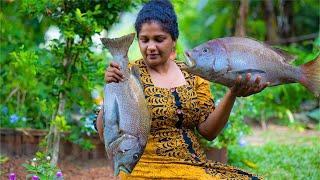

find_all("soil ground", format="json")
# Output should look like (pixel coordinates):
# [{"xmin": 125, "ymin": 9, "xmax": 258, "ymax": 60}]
[
  {"xmin": 1, "ymin": 124, "xmax": 319, "ymax": 180},
  {"xmin": 1, "ymin": 157, "xmax": 118, "ymax": 180}
]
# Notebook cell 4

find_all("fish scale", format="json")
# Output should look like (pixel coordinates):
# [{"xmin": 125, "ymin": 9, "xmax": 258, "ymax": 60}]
[
  {"xmin": 100, "ymin": 33, "xmax": 151, "ymax": 176},
  {"xmin": 184, "ymin": 37, "xmax": 320, "ymax": 97}
]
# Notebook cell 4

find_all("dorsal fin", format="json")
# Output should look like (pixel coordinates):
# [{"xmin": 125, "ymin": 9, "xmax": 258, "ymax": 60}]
[
  {"xmin": 271, "ymin": 47, "xmax": 296, "ymax": 63},
  {"xmin": 100, "ymin": 33, "xmax": 135, "ymax": 58},
  {"xmin": 243, "ymin": 36, "xmax": 296, "ymax": 63}
]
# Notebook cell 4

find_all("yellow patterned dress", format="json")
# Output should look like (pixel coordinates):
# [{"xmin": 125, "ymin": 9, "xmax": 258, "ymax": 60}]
[{"xmin": 120, "ymin": 59, "xmax": 259, "ymax": 180}]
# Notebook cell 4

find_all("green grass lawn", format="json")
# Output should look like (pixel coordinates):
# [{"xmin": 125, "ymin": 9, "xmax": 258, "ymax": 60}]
[{"xmin": 228, "ymin": 136, "xmax": 320, "ymax": 179}]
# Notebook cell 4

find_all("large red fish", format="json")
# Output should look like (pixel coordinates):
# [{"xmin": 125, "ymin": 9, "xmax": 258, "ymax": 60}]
[{"xmin": 184, "ymin": 37, "xmax": 320, "ymax": 97}]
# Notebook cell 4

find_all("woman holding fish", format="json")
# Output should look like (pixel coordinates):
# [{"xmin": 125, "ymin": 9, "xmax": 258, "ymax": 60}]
[{"xmin": 96, "ymin": 0, "xmax": 273, "ymax": 179}]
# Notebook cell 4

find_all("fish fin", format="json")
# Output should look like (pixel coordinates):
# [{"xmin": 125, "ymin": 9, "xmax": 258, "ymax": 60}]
[
  {"xmin": 230, "ymin": 69, "xmax": 266, "ymax": 75},
  {"xmin": 114, "ymin": 166, "xmax": 120, "ymax": 176},
  {"xmin": 100, "ymin": 33, "xmax": 135, "ymax": 58},
  {"xmin": 108, "ymin": 134, "xmax": 137, "ymax": 157},
  {"xmin": 244, "ymin": 36, "xmax": 296, "ymax": 63},
  {"xmin": 108, "ymin": 134, "xmax": 125, "ymax": 158},
  {"xmin": 300, "ymin": 55, "xmax": 320, "ymax": 98},
  {"xmin": 271, "ymin": 47, "xmax": 297, "ymax": 63},
  {"xmin": 109, "ymin": 134, "xmax": 136, "ymax": 151}
]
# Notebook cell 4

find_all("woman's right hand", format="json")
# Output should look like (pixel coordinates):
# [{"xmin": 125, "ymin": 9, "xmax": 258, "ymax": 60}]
[{"xmin": 105, "ymin": 61, "xmax": 124, "ymax": 83}]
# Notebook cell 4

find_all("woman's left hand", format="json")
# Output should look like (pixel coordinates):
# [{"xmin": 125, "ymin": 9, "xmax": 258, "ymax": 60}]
[{"xmin": 230, "ymin": 73, "xmax": 269, "ymax": 97}]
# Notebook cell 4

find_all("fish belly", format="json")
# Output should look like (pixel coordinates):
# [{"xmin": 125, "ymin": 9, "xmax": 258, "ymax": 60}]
[{"xmin": 103, "ymin": 77, "xmax": 150, "ymax": 151}]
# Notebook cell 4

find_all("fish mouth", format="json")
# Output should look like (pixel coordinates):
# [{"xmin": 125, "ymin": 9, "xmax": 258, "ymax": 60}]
[
  {"xmin": 114, "ymin": 165, "xmax": 131, "ymax": 176},
  {"xmin": 184, "ymin": 51, "xmax": 195, "ymax": 68},
  {"xmin": 119, "ymin": 165, "xmax": 131, "ymax": 174}
]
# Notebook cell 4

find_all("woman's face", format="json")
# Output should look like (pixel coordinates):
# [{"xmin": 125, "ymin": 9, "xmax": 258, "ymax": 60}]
[{"xmin": 138, "ymin": 22, "xmax": 176, "ymax": 67}]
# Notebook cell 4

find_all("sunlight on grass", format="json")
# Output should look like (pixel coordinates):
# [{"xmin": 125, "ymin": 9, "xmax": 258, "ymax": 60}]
[{"xmin": 228, "ymin": 137, "xmax": 320, "ymax": 179}]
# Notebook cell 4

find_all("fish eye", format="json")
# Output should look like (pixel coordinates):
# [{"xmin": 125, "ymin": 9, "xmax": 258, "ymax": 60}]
[
  {"xmin": 133, "ymin": 154, "xmax": 139, "ymax": 160},
  {"xmin": 203, "ymin": 48, "xmax": 208, "ymax": 53}
]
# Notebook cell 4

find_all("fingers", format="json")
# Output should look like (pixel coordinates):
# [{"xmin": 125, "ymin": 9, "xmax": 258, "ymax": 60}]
[
  {"xmin": 231, "ymin": 75, "xmax": 246, "ymax": 96},
  {"xmin": 235, "ymin": 75, "xmax": 242, "ymax": 86},
  {"xmin": 254, "ymin": 75, "xmax": 261, "ymax": 85},
  {"xmin": 105, "ymin": 70, "xmax": 124, "ymax": 83},
  {"xmin": 105, "ymin": 75, "xmax": 120, "ymax": 83},
  {"xmin": 245, "ymin": 73, "xmax": 251, "ymax": 84},
  {"xmin": 110, "ymin": 61, "xmax": 120, "ymax": 69},
  {"xmin": 260, "ymin": 82, "xmax": 270, "ymax": 91},
  {"xmin": 232, "ymin": 73, "xmax": 269, "ymax": 97},
  {"xmin": 251, "ymin": 75, "xmax": 261, "ymax": 91},
  {"xmin": 104, "ymin": 61, "xmax": 124, "ymax": 83},
  {"xmin": 245, "ymin": 81, "xmax": 270, "ymax": 97}
]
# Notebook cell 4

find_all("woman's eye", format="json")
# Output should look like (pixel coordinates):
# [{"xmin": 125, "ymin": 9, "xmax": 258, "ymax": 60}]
[
  {"xmin": 203, "ymin": 48, "xmax": 208, "ymax": 53},
  {"xmin": 139, "ymin": 38, "xmax": 148, "ymax": 43},
  {"xmin": 155, "ymin": 38, "xmax": 164, "ymax": 42}
]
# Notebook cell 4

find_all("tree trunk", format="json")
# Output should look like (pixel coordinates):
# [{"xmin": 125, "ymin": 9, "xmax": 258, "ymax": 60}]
[
  {"xmin": 47, "ymin": 81, "xmax": 65, "ymax": 166},
  {"xmin": 46, "ymin": 37, "xmax": 84, "ymax": 166},
  {"xmin": 278, "ymin": 0, "xmax": 294, "ymax": 41},
  {"xmin": 235, "ymin": 0, "xmax": 249, "ymax": 37},
  {"xmin": 263, "ymin": 0, "xmax": 279, "ymax": 43}
]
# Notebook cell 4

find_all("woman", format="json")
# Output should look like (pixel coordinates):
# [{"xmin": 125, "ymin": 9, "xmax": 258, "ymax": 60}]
[{"xmin": 97, "ymin": 0, "xmax": 268, "ymax": 179}]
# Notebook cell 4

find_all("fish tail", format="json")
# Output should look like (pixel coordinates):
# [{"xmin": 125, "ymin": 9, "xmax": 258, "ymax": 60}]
[
  {"xmin": 300, "ymin": 55, "xmax": 320, "ymax": 98},
  {"xmin": 100, "ymin": 33, "xmax": 135, "ymax": 58}
]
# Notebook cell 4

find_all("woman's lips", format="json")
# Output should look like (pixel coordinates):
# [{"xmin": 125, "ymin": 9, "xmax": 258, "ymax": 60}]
[{"xmin": 147, "ymin": 54, "xmax": 159, "ymax": 59}]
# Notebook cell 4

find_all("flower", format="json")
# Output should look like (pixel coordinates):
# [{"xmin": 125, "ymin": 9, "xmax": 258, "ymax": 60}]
[
  {"xmin": 46, "ymin": 156, "xmax": 51, "ymax": 161},
  {"xmin": 238, "ymin": 138, "xmax": 247, "ymax": 147},
  {"xmin": 32, "ymin": 158, "xmax": 37, "ymax": 162},
  {"xmin": 1, "ymin": 106, "xmax": 8, "ymax": 114},
  {"xmin": 56, "ymin": 171, "xmax": 63, "ymax": 178},
  {"xmin": 9, "ymin": 173, "xmax": 16, "ymax": 180},
  {"xmin": 31, "ymin": 175, "xmax": 39, "ymax": 180},
  {"xmin": 9, "ymin": 114, "xmax": 19, "ymax": 123}
]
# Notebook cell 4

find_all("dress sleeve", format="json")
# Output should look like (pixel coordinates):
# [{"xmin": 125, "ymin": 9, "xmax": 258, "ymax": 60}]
[{"xmin": 195, "ymin": 76, "xmax": 215, "ymax": 124}]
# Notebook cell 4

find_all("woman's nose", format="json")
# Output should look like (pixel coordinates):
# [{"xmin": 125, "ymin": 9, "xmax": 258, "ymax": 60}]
[{"xmin": 147, "ymin": 42, "xmax": 156, "ymax": 52}]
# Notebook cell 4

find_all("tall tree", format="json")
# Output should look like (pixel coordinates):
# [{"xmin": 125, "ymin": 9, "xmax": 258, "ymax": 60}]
[
  {"xmin": 12, "ymin": 0, "xmax": 144, "ymax": 165},
  {"xmin": 235, "ymin": 0, "xmax": 249, "ymax": 37},
  {"xmin": 278, "ymin": 0, "xmax": 294, "ymax": 40},
  {"xmin": 263, "ymin": 0, "xmax": 279, "ymax": 43}
]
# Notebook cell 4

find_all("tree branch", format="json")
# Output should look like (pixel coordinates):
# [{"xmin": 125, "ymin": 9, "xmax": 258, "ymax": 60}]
[
  {"xmin": 5, "ymin": 87, "xmax": 19, "ymax": 103},
  {"xmin": 267, "ymin": 33, "xmax": 318, "ymax": 45}
]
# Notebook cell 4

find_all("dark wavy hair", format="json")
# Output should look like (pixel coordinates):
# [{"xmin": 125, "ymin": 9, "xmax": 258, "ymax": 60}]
[{"xmin": 134, "ymin": 0, "xmax": 179, "ymax": 40}]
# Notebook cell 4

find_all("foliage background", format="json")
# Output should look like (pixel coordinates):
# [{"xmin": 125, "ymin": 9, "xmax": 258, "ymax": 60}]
[{"xmin": 1, "ymin": 0, "xmax": 319, "ymax": 160}]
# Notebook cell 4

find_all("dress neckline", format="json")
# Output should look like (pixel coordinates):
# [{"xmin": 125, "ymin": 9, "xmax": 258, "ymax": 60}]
[{"xmin": 140, "ymin": 59, "xmax": 191, "ymax": 91}]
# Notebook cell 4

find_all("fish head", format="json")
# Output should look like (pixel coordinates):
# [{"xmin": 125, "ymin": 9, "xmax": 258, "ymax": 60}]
[
  {"xmin": 184, "ymin": 40, "xmax": 229, "ymax": 81},
  {"xmin": 113, "ymin": 136, "xmax": 142, "ymax": 176}
]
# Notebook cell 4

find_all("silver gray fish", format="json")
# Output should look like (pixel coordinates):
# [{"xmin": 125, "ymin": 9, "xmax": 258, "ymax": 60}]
[
  {"xmin": 100, "ymin": 33, "xmax": 151, "ymax": 176},
  {"xmin": 184, "ymin": 37, "xmax": 320, "ymax": 97}
]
